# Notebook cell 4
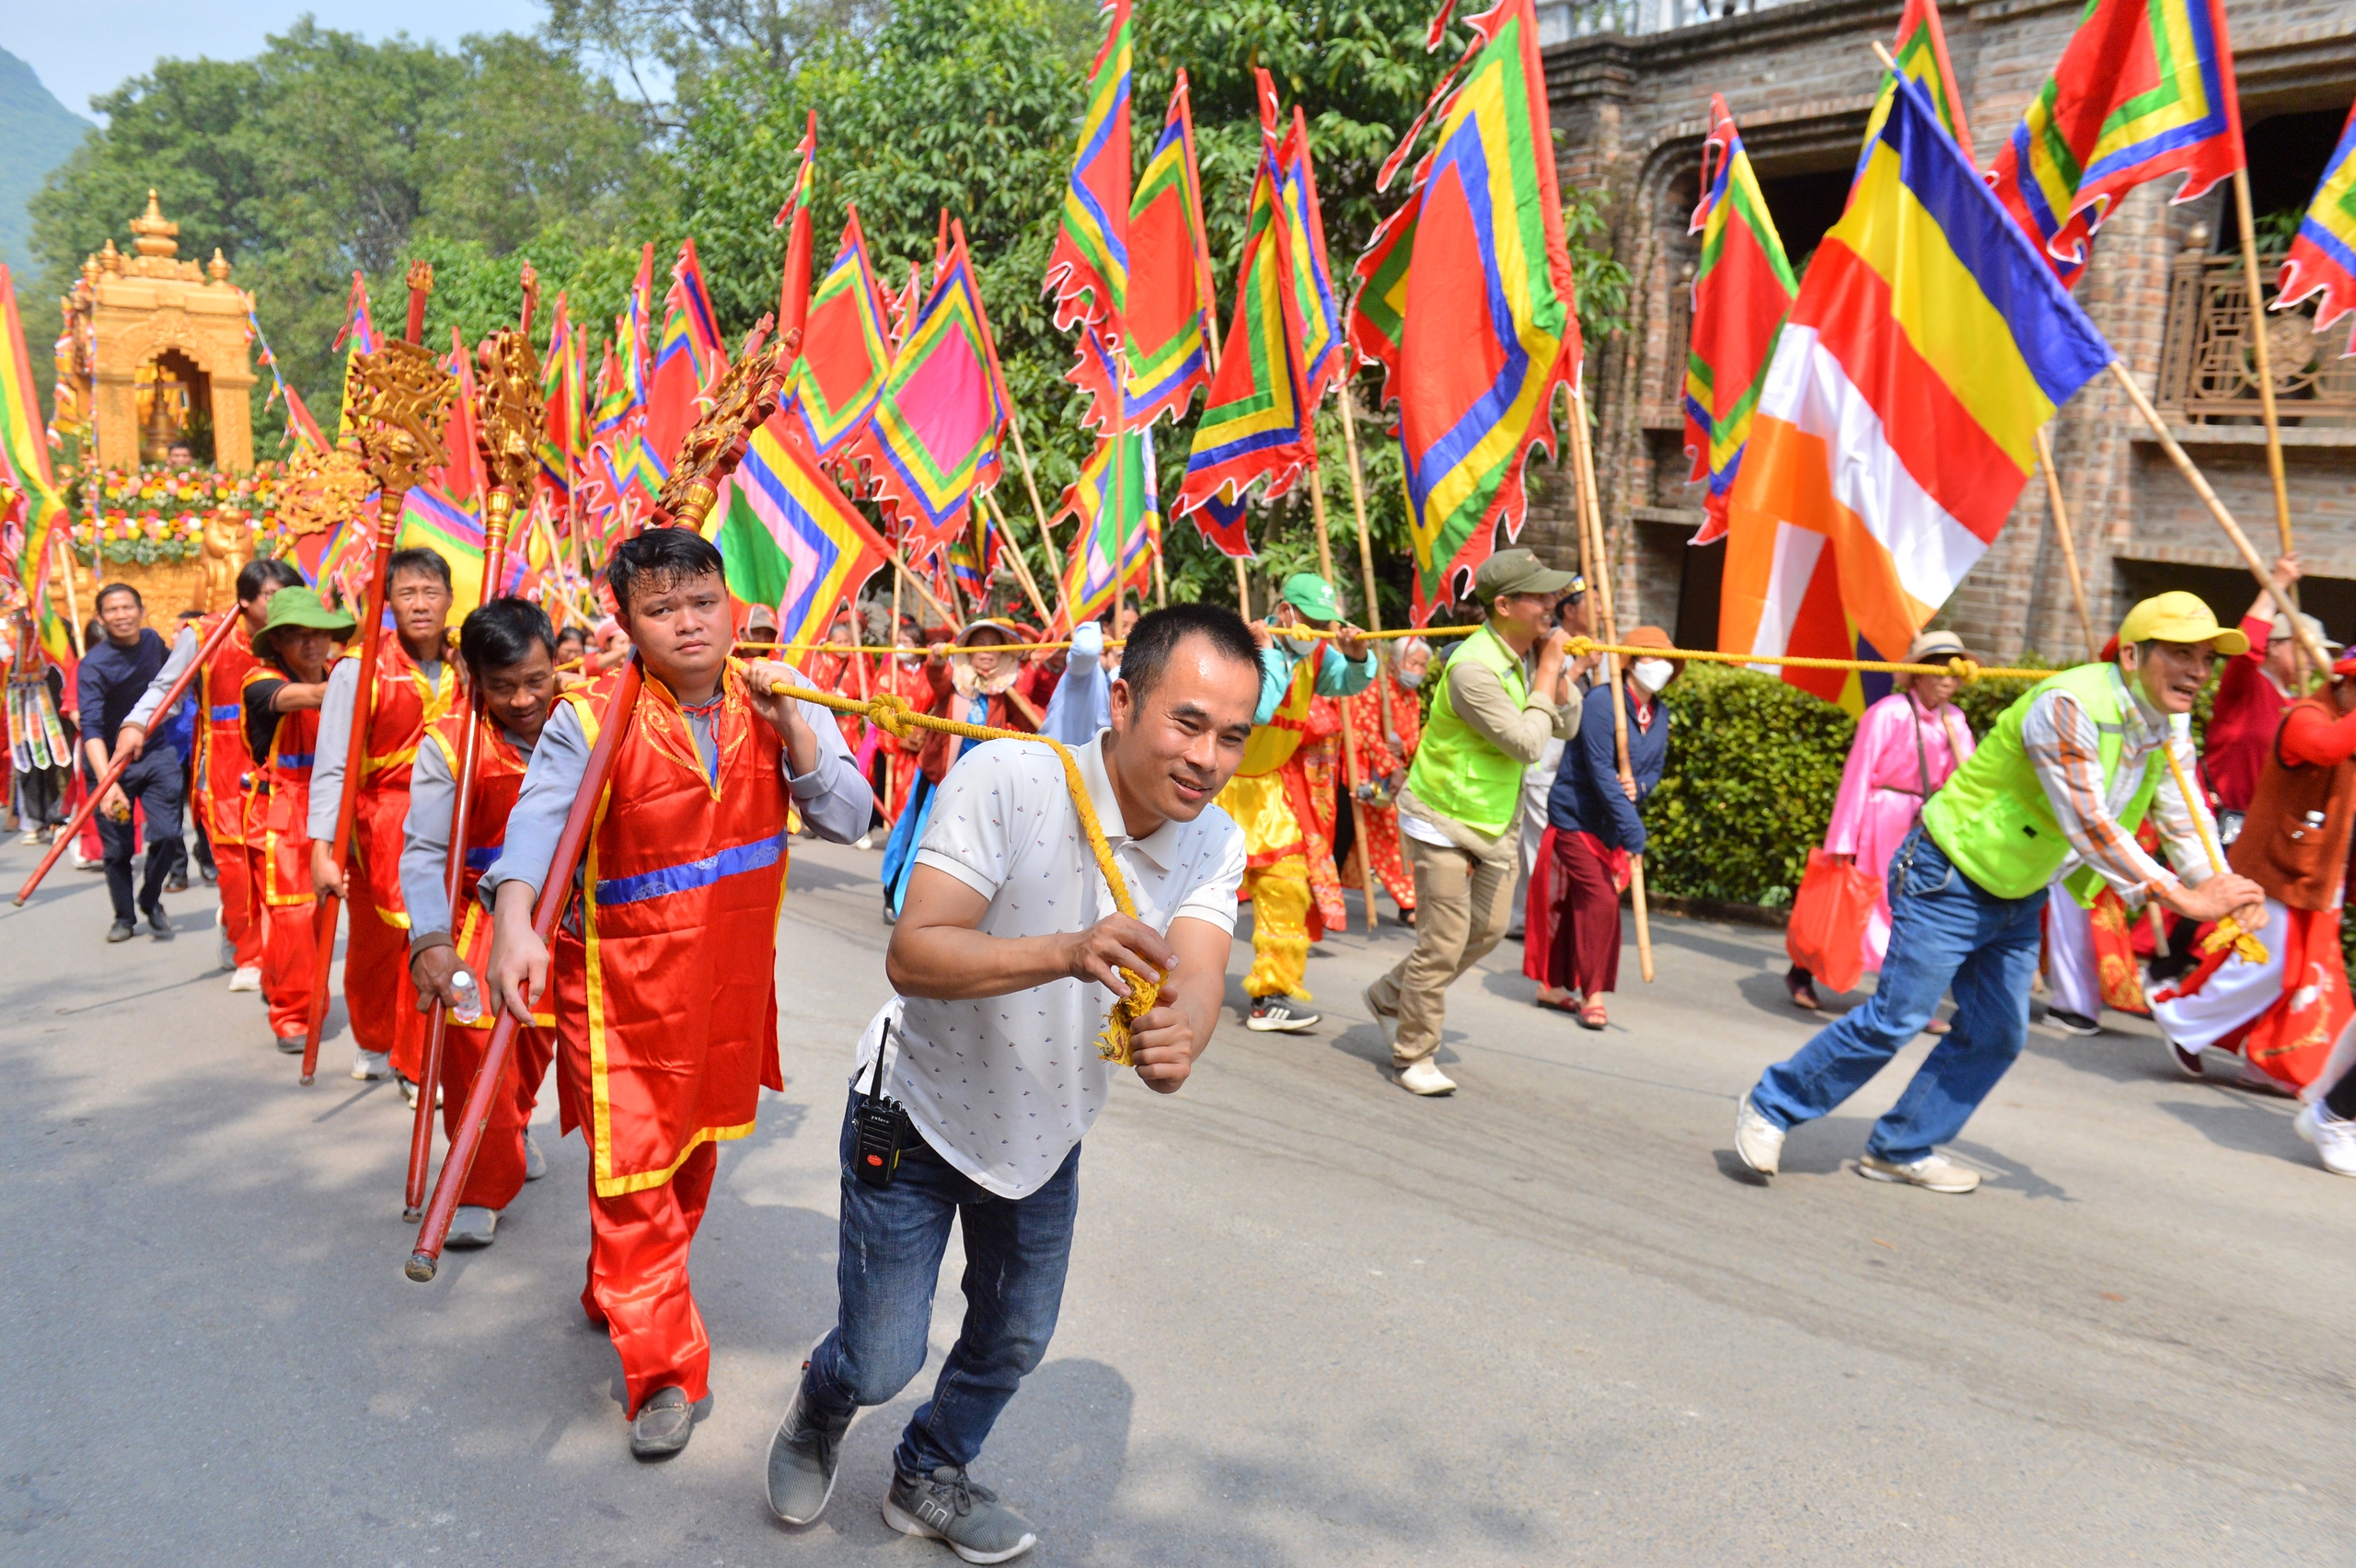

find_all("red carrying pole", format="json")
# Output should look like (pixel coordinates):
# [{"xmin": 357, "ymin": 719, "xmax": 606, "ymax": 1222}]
[
  {"xmin": 402, "ymin": 486, "xmax": 514, "ymax": 1217},
  {"xmin": 13, "ymin": 611, "xmax": 242, "ymax": 906},
  {"xmin": 407, "ymin": 657, "xmax": 642, "ymax": 1281}
]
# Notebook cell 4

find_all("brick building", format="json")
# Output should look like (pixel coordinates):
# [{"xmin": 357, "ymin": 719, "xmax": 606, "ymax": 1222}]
[{"xmin": 1522, "ymin": 0, "xmax": 2356, "ymax": 660}]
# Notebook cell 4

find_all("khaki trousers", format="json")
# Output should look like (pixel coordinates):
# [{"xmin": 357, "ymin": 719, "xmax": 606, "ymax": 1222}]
[{"xmin": 1370, "ymin": 833, "xmax": 1517, "ymax": 1066}]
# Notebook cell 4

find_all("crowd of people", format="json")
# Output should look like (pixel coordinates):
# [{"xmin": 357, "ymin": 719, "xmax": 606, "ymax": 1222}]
[{"xmin": 8, "ymin": 529, "xmax": 2356, "ymax": 1562}]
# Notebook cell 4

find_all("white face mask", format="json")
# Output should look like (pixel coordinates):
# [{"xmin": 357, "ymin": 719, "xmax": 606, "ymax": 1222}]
[
  {"xmin": 1632, "ymin": 658, "xmax": 1673, "ymax": 694},
  {"xmin": 1282, "ymin": 633, "xmax": 1318, "ymax": 658},
  {"xmin": 1394, "ymin": 665, "xmax": 1425, "ymax": 691}
]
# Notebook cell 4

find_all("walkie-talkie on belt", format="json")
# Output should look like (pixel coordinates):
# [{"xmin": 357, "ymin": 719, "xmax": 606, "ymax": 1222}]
[{"xmin": 852, "ymin": 1020, "xmax": 913, "ymax": 1189}]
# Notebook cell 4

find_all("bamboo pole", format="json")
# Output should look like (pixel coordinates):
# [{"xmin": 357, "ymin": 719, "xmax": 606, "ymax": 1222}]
[
  {"xmin": 2034, "ymin": 425, "xmax": 2101, "ymax": 663},
  {"xmin": 2230, "ymin": 170, "xmax": 2295, "ymax": 619},
  {"xmin": 1302, "ymin": 415, "xmax": 1381, "ymax": 929},
  {"xmin": 1571, "ymin": 386, "xmax": 1650, "ymax": 984},
  {"xmin": 2108, "ymin": 361, "xmax": 2329, "ymax": 676},
  {"xmin": 983, "ymin": 490, "xmax": 1055, "ymax": 629},
  {"xmin": 1338, "ymin": 379, "xmax": 1383, "ymax": 635},
  {"xmin": 893, "ymin": 548, "xmax": 960, "ymax": 632},
  {"xmin": 1234, "ymin": 557, "xmax": 1251, "ymax": 617}
]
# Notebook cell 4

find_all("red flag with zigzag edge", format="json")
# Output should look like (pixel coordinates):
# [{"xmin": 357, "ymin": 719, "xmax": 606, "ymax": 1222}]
[
  {"xmin": 645, "ymin": 238, "xmax": 722, "ymax": 467},
  {"xmin": 791, "ymin": 206, "xmax": 894, "ymax": 459},
  {"xmin": 1684, "ymin": 96, "xmax": 1797, "ymax": 548},
  {"xmin": 775, "ymin": 111, "xmax": 819, "ymax": 340},
  {"xmin": 1347, "ymin": 0, "xmax": 1582, "ymax": 622},
  {"xmin": 2275, "ymin": 101, "xmax": 2356, "ymax": 350},
  {"xmin": 436, "ymin": 325, "xmax": 488, "ymax": 507},
  {"xmin": 1109, "ymin": 70, "xmax": 1218, "ymax": 432},
  {"xmin": 1042, "ymin": 0, "xmax": 1132, "ymax": 340},
  {"xmin": 1277, "ymin": 105, "xmax": 1345, "ymax": 409}
]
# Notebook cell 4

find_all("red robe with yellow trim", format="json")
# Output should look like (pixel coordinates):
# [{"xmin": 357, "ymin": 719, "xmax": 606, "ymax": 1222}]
[
  {"xmin": 422, "ymin": 709, "xmax": 554, "ymax": 1209},
  {"xmin": 192, "ymin": 613, "xmax": 267, "ymax": 964},
  {"xmin": 243, "ymin": 666, "xmax": 322, "ymax": 1038},
  {"xmin": 551, "ymin": 663, "xmax": 792, "ymax": 1198}
]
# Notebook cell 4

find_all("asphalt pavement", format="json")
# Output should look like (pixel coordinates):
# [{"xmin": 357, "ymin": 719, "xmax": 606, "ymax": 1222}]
[{"xmin": 2, "ymin": 831, "xmax": 2349, "ymax": 1566}]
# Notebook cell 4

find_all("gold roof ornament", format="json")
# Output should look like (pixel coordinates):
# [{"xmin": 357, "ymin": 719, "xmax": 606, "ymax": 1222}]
[
  {"xmin": 130, "ymin": 190, "xmax": 178, "ymax": 259},
  {"xmin": 207, "ymin": 248, "xmax": 231, "ymax": 285}
]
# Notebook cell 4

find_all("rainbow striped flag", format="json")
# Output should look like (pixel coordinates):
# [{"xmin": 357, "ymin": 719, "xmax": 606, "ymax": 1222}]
[
  {"xmin": 1172, "ymin": 76, "xmax": 1311, "ymax": 526},
  {"xmin": 399, "ymin": 482, "xmax": 532, "ymax": 608},
  {"xmin": 1114, "ymin": 72, "xmax": 1218, "ymax": 432},
  {"xmin": 1042, "ymin": 0, "xmax": 1132, "ymax": 339},
  {"xmin": 1858, "ymin": 0, "xmax": 1973, "ymax": 170},
  {"xmin": 2276, "ymin": 101, "xmax": 2356, "ymax": 348},
  {"xmin": 708, "ymin": 415, "xmax": 889, "ymax": 653},
  {"xmin": 1276, "ymin": 104, "xmax": 1345, "ymax": 407},
  {"xmin": 1685, "ymin": 96, "xmax": 1797, "ymax": 548},
  {"xmin": 1346, "ymin": 0, "xmax": 1581, "ymax": 622},
  {"xmin": 0, "ymin": 265, "xmax": 67, "ymax": 658},
  {"xmin": 847, "ymin": 224, "xmax": 1009, "ymax": 555},
  {"xmin": 791, "ymin": 207, "xmax": 893, "ymax": 457},
  {"xmin": 331, "ymin": 271, "xmax": 378, "ymax": 441},
  {"xmin": 1057, "ymin": 428, "xmax": 1157, "ymax": 629},
  {"xmin": 1984, "ymin": 0, "xmax": 2242, "ymax": 285},
  {"xmin": 1720, "ymin": 75, "xmax": 2112, "ymax": 709}
]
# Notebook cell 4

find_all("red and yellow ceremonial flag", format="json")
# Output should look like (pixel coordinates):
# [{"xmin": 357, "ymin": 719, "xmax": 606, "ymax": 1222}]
[
  {"xmin": 1277, "ymin": 104, "xmax": 1345, "ymax": 407},
  {"xmin": 2275, "ymin": 101, "xmax": 2356, "ymax": 350},
  {"xmin": 708, "ymin": 415, "xmax": 889, "ymax": 651},
  {"xmin": 0, "ymin": 265, "xmax": 68, "ymax": 658},
  {"xmin": 646, "ymin": 238, "xmax": 723, "ymax": 467},
  {"xmin": 436, "ymin": 325, "xmax": 488, "ymax": 505},
  {"xmin": 1043, "ymin": 0, "xmax": 1132, "ymax": 340},
  {"xmin": 1057, "ymin": 429, "xmax": 1158, "ymax": 630},
  {"xmin": 1984, "ymin": 0, "xmax": 2241, "ymax": 285},
  {"xmin": 775, "ymin": 110, "xmax": 819, "ymax": 339},
  {"xmin": 1347, "ymin": 0, "xmax": 1580, "ymax": 621},
  {"xmin": 1117, "ymin": 71, "xmax": 1218, "ymax": 430},
  {"xmin": 1684, "ymin": 96, "xmax": 1797, "ymax": 547},
  {"xmin": 1859, "ymin": 0, "xmax": 1972, "ymax": 163},
  {"xmin": 1720, "ymin": 76, "xmax": 2112, "ymax": 706},
  {"xmin": 791, "ymin": 207, "xmax": 894, "ymax": 458},
  {"xmin": 1172, "ymin": 75, "xmax": 1309, "ymax": 549},
  {"xmin": 538, "ymin": 292, "xmax": 585, "ymax": 505}
]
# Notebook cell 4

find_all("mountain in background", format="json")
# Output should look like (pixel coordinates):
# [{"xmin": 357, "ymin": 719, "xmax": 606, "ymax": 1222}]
[{"xmin": 0, "ymin": 47, "xmax": 93, "ymax": 282}]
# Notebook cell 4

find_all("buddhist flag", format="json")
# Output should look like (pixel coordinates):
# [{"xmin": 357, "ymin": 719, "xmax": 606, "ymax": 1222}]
[
  {"xmin": 1116, "ymin": 72, "xmax": 1218, "ymax": 431},
  {"xmin": 775, "ymin": 110, "xmax": 819, "ymax": 338},
  {"xmin": 791, "ymin": 207, "xmax": 894, "ymax": 457},
  {"xmin": 1720, "ymin": 76, "xmax": 2112, "ymax": 706},
  {"xmin": 0, "ymin": 265, "xmax": 68, "ymax": 657},
  {"xmin": 710, "ymin": 416, "xmax": 889, "ymax": 653},
  {"xmin": 1277, "ymin": 105, "xmax": 1345, "ymax": 406},
  {"xmin": 331, "ymin": 271, "xmax": 378, "ymax": 440},
  {"xmin": 2275, "ymin": 101, "xmax": 2356, "ymax": 351},
  {"xmin": 1347, "ymin": 0, "xmax": 1581, "ymax": 621},
  {"xmin": 1685, "ymin": 96, "xmax": 1797, "ymax": 547},
  {"xmin": 846, "ymin": 222, "xmax": 1010, "ymax": 559},
  {"xmin": 1858, "ymin": 0, "xmax": 1973, "ymax": 167},
  {"xmin": 1043, "ymin": 0, "xmax": 1132, "ymax": 339},
  {"xmin": 1984, "ymin": 0, "xmax": 2242, "ymax": 285},
  {"xmin": 399, "ymin": 482, "xmax": 532, "ymax": 608},
  {"xmin": 1173, "ymin": 79, "xmax": 1312, "ymax": 524},
  {"xmin": 1057, "ymin": 429, "xmax": 1157, "ymax": 629}
]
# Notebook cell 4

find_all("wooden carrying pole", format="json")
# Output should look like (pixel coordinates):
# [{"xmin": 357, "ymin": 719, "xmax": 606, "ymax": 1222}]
[
  {"xmin": 14, "ymin": 610, "xmax": 242, "ymax": 905},
  {"xmin": 410, "ymin": 339, "xmax": 794, "ymax": 1281},
  {"xmin": 301, "ymin": 261, "xmax": 453, "ymax": 1084},
  {"xmin": 1570, "ymin": 386, "xmax": 1651, "ymax": 983},
  {"xmin": 2108, "ymin": 362, "xmax": 2331, "ymax": 676},
  {"xmin": 1305, "ymin": 415, "xmax": 1382, "ymax": 929},
  {"xmin": 2033, "ymin": 425, "xmax": 2102, "ymax": 662}
]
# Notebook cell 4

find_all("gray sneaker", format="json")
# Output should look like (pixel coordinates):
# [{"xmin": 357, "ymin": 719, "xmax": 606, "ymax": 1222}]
[
  {"xmin": 883, "ymin": 1467, "xmax": 1038, "ymax": 1564},
  {"xmin": 765, "ymin": 1375, "xmax": 857, "ymax": 1525}
]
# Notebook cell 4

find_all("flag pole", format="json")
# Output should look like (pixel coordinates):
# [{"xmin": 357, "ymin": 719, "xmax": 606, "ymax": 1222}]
[
  {"xmin": 985, "ymin": 490, "xmax": 1057, "ymax": 629},
  {"xmin": 1571, "ymin": 383, "xmax": 1651, "ymax": 984},
  {"xmin": 2229, "ymin": 170, "xmax": 2297, "ymax": 629},
  {"xmin": 1305, "ymin": 403, "xmax": 1380, "ymax": 929},
  {"xmin": 2108, "ymin": 360, "xmax": 2329, "ymax": 675},
  {"xmin": 2034, "ymin": 425, "xmax": 2101, "ymax": 662}
]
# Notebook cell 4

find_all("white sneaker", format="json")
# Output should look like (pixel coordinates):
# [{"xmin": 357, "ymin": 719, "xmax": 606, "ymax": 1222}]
[
  {"xmin": 445, "ymin": 1205, "xmax": 499, "ymax": 1248},
  {"xmin": 71, "ymin": 849, "xmax": 101, "ymax": 870},
  {"xmin": 1396, "ymin": 1059, "xmax": 1456, "ymax": 1096},
  {"xmin": 1857, "ymin": 1151, "xmax": 1981, "ymax": 1193},
  {"xmin": 854, "ymin": 833, "xmax": 874, "ymax": 850},
  {"xmin": 351, "ymin": 1049, "xmax": 391, "ymax": 1081},
  {"xmin": 16, "ymin": 830, "xmax": 41, "ymax": 846},
  {"xmin": 2310, "ymin": 1106, "xmax": 2356, "ymax": 1177},
  {"xmin": 1734, "ymin": 1091, "xmax": 1784, "ymax": 1177},
  {"xmin": 226, "ymin": 965, "xmax": 262, "ymax": 994},
  {"xmin": 524, "ymin": 1133, "xmax": 549, "ymax": 1181},
  {"xmin": 2292, "ymin": 1101, "xmax": 2321, "ymax": 1145}
]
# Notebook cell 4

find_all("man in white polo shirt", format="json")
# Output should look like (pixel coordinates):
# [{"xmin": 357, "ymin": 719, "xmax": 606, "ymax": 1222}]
[{"xmin": 765, "ymin": 604, "xmax": 1262, "ymax": 1563}]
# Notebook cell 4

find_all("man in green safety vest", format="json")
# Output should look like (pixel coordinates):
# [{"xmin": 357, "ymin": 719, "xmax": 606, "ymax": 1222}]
[
  {"xmin": 1735, "ymin": 592, "xmax": 2266, "ymax": 1193},
  {"xmin": 1366, "ymin": 548, "xmax": 1580, "ymax": 1095}
]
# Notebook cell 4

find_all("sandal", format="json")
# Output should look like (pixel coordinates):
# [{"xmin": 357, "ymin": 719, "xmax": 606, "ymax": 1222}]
[
  {"xmin": 1785, "ymin": 965, "xmax": 1820, "ymax": 1011},
  {"xmin": 1533, "ymin": 986, "xmax": 1582, "ymax": 1015},
  {"xmin": 1577, "ymin": 1002, "xmax": 1609, "ymax": 1031}
]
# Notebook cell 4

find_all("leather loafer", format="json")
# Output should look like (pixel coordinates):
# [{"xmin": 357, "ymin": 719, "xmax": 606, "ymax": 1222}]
[{"xmin": 629, "ymin": 1386, "xmax": 695, "ymax": 1458}]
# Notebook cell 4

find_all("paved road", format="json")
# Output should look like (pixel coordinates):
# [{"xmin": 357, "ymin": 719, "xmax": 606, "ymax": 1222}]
[{"xmin": 3, "ymin": 831, "xmax": 2349, "ymax": 1565}]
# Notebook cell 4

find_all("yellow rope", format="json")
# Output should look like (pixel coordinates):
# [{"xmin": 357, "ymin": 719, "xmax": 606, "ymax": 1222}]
[{"xmin": 765, "ymin": 679, "xmax": 1159, "ymax": 1065}]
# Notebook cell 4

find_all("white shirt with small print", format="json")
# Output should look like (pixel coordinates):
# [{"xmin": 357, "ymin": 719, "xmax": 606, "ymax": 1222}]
[{"xmin": 851, "ymin": 728, "xmax": 1246, "ymax": 1199}]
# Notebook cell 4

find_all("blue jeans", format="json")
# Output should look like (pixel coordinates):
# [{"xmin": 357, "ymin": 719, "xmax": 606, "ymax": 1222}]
[
  {"xmin": 1751, "ymin": 828, "xmax": 2047, "ymax": 1164},
  {"xmin": 802, "ymin": 1090, "xmax": 1078, "ymax": 1479}
]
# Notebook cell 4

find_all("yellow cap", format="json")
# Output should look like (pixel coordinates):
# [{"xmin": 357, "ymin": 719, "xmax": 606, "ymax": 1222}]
[{"xmin": 2115, "ymin": 591, "xmax": 2249, "ymax": 657}]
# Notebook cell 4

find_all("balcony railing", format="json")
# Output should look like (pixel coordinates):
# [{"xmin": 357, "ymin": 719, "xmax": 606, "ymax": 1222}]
[
  {"xmin": 1537, "ymin": 0, "xmax": 1803, "ymax": 41},
  {"xmin": 2155, "ymin": 236, "xmax": 2356, "ymax": 427}
]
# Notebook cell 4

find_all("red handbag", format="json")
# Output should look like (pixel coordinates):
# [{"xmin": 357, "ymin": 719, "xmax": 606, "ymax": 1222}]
[{"xmin": 1784, "ymin": 848, "xmax": 1881, "ymax": 997}]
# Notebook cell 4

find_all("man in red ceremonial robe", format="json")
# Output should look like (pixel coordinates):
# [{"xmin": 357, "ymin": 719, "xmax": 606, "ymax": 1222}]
[
  {"xmin": 240, "ymin": 589, "xmax": 355, "ymax": 1049},
  {"xmin": 401, "ymin": 597, "xmax": 562, "ymax": 1250},
  {"xmin": 876, "ymin": 619, "xmax": 934, "ymax": 823},
  {"xmin": 309, "ymin": 548, "xmax": 457, "ymax": 1097},
  {"xmin": 482, "ymin": 529, "xmax": 873, "ymax": 1459},
  {"xmin": 119, "ymin": 559, "xmax": 306, "ymax": 991}
]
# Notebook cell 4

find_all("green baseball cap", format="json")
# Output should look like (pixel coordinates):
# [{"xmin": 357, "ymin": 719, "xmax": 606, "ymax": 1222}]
[
  {"xmin": 1473, "ymin": 548, "xmax": 1580, "ymax": 602},
  {"xmin": 253, "ymin": 585, "xmax": 356, "ymax": 662},
  {"xmin": 1278, "ymin": 571, "xmax": 1345, "ymax": 623}
]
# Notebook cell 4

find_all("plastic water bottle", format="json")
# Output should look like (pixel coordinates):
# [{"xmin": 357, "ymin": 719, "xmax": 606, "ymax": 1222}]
[{"xmin": 448, "ymin": 968, "xmax": 482, "ymax": 1025}]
